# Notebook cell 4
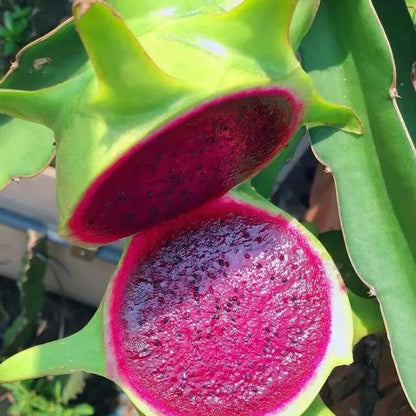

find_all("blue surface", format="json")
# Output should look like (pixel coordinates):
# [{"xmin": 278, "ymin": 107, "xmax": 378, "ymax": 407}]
[{"xmin": 0, "ymin": 207, "xmax": 122, "ymax": 264}]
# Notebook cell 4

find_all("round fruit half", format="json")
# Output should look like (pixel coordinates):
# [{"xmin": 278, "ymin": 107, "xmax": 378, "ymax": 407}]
[
  {"xmin": 0, "ymin": 190, "xmax": 353, "ymax": 416},
  {"xmin": 104, "ymin": 192, "xmax": 353, "ymax": 416}
]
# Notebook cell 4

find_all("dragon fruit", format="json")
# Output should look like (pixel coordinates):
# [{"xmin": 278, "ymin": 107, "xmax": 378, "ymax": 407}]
[
  {"xmin": 0, "ymin": 187, "xmax": 353, "ymax": 416},
  {"xmin": 0, "ymin": 0, "xmax": 362, "ymax": 245}
]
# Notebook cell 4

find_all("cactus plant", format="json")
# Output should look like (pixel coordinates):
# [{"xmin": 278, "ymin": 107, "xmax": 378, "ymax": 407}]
[{"xmin": 0, "ymin": 0, "xmax": 413, "ymax": 414}]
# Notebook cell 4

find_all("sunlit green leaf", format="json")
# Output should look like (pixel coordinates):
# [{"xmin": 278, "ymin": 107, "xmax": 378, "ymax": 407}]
[{"xmin": 301, "ymin": 0, "xmax": 416, "ymax": 409}]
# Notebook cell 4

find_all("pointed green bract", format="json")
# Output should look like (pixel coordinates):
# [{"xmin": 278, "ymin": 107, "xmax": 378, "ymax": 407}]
[
  {"xmin": 300, "ymin": 0, "xmax": 416, "ymax": 410},
  {"xmin": 0, "ymin": 306, "xmax": 105, "ymax": 382},
  {"xmin": 73, "ymin": 1, "xmax": 187, "ymax": 112},
  {"xmin": 304, "ymin": 92, "xmax": 362, "ymax": 134},
  {"xmin": 0, "ymin": 0, "xmax": 361, "ymax": 246},
  {"xmin": 0, "ymin": 86, "xmax": 68, "ymax": 127}
]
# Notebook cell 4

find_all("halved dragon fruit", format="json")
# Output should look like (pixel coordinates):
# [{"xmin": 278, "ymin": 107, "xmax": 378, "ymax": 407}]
[
  {"xmin": 0, "ymin": 188, "xmax": 353, "ymax": 416},
  {"xmin": 68, "ymin": 87, "xmax": 303, "ymax": 244},
  {"xmin": 0, "ymin": 0, "xmax": 362, "ymax": 246}
]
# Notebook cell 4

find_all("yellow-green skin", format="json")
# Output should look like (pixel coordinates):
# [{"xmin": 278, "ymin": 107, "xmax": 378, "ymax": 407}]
[{"xmin": 0, "ymin": 0, "xmax": 361, "ymax": 246}]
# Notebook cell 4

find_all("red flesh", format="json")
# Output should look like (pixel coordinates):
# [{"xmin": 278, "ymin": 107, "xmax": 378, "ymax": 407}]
[
  {"xmin": 69, "ymin": 87, "xmax": 303, "ymax": 244},
  {"xmin": 107, "ymin": 198, "xmax": 331, "ymax": 416}
]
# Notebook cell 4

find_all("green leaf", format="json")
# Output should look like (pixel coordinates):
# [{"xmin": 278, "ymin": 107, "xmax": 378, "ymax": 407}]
[
  {"xmin": 302, "ymin": 396, "xmax": 334, "ymax": 416},
  {"xmin": 252, "ymin": 127, "xmax": 305, "ymax": 199},
  {"xmin": 72, "ymin": 403, "xmax": 94, "ymax": 416},
  {"xmin": 318, "ymin": 231, "xmax": 384, "ymax": 344},
  {"xmin": 3, "ymin": 11, "xmax": 13, "ymax": 31},
  {"xmin": 373, "ymin": 0, "xmax": 416, "ymax": 144},
  {"xmin": 300, "ymin": 0, "xmax": 416, "ymax": 410},
  {"xmin": 406, "ymin": 0, "xmax": 416, "ymax": 24},
  {"xmin": 0, "ymin": 18, "xmax": 87, "ymax": 190},
  {"xmin": 290, "ymin": 0, "xmax": 321, "ymax": 50},
  {"xmin": 0, "ymin": 115, "xmax": 55, "ymax": 190},
  {"xmin": 7, "ymin": 402, "xmax": 21, "ymax": 415},
  {"xmin": 11, "ymin": 18, "xmax": 29, "ymax": 37},
  {"xmin": 3, "ymin": 40, "xmax": 17, "ymax": 56},
  {"xmin": 319, "ymin": 231, "xmax": 370, "ymax": 298},
  {"xmin": 54, "ymin": 380, "xmax": 62, "ymax": 403},
  {"xmin": 61, "ymin": 372, "xmax": 87, "ymax": 405},
  {"xmin": 2, "ymin": 238, "xmax": 48, "ymax": 355}
]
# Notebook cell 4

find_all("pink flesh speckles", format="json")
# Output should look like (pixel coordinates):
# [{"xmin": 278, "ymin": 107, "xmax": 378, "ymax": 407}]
[
  {"xmin": 69, "ymin": 87, "xmax": 303, "ymax": 244},
  {"xmin": 108, "ymin": 199, "xmax": 331, "ymax": 416}
]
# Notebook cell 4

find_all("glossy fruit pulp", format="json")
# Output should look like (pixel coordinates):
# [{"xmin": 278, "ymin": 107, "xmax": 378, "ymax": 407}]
[
  {"xmin": 69, "ymin": 87, "xmax": 303, "ymax": 244},
  {"xmin": 107, "ymin": 198, "xmax": 331, "ymax": 416}
]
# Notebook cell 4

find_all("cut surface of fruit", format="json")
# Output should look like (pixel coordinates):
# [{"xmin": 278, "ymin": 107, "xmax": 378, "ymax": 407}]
[
  {"xmin": 68, "ymin": 87, "xmax": 303, "ymax": 244},
  {"xmin": 106, "ymin": 196, "xmax": 351, "ymax": 416}
]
